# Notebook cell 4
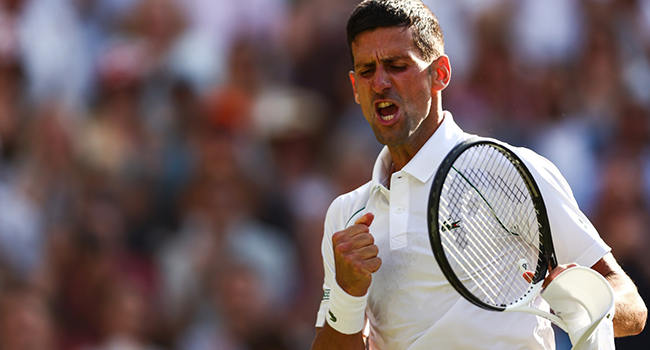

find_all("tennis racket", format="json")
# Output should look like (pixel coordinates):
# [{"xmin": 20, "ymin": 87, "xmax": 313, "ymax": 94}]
[{"xmin": 427, "ymin": 138, "xmax": 569, "ymax": 330}]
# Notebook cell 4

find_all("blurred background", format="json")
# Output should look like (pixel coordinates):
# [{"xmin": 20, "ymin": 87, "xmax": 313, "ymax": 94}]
[{"xmin": 0, "ymin": 0, "xmax": 648, "ymax": 349}]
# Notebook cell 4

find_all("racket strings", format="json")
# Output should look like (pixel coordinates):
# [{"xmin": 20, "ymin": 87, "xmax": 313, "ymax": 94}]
[
  {"xmin": 443, "ymin": 209, "xmax": 510, "ymax": 305},
  {"xmin": 439, "ymin": 195, "xmax": 504, "ymax": 303},
  {"xmin": 443, "ymin": 177, "xmax": 523, "ymax": 305},
  {"xmin": 439, "ymin": 145, "xmax": 542, "ymax": 307}
]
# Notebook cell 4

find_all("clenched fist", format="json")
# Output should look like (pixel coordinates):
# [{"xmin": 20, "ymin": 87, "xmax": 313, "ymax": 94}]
[{"xmin": 332, "ymin": 213, "xmax": 382, "ymax": 297}]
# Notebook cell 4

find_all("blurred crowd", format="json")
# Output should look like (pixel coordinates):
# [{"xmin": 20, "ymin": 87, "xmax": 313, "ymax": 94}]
[{"xmin": 0, "ymin": 0, "xmax": 648, "ymax": 349}]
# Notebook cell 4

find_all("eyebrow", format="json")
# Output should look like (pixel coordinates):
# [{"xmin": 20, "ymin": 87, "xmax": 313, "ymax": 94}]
[{"xmin": 354, "ymin": 55, "xmax": 409, "ymax": 71}]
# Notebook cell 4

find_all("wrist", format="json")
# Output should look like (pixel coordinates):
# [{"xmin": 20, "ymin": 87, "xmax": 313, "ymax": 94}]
[{"xmin": 326, "ymin": 280, "xmax": 368, "ymax": 335}]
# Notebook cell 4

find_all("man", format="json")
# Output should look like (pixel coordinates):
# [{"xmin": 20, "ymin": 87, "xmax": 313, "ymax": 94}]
[{"xmin": 311, "ymin": 0, "xmax": 647, "ymax": 349}]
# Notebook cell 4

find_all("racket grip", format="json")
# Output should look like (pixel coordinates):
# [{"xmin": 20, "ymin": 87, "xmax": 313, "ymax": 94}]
[{"xmin": 326, "ymin": 281, "xmax": 368, "ymax": 335}]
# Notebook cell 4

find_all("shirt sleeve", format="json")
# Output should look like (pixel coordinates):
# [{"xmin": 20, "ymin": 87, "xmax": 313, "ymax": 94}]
[
  {"xmin": 518, "ymin": 148, "xmax": 610, "ymax": 268},
  {"xmin": 315, "ymin": 197, "xmax": 341, "ymax": 328}
]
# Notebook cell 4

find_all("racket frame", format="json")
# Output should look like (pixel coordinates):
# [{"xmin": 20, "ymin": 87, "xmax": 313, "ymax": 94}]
[{"xmin": 427, "ymin": 138, "xmax": 565, "ymax": 330}]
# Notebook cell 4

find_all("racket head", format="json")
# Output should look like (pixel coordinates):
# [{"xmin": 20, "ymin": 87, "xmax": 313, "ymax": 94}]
[{"xmin": 428, "ymin": 138, "xmax": 556, "ymax": 312}]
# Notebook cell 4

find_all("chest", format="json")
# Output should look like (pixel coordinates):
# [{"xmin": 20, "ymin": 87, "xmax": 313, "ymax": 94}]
[
  {"xmin": 363, "ymin": 177, "xmax": 451, "ymax": 304},
  {"xmin": 360, "ymin": 179, "xmax": 462, "ymax": 342}
]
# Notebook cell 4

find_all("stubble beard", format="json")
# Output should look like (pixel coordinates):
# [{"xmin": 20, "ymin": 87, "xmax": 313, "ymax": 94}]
[{"xmin": 371, "ymin": 112, "xmax": 415, "ymax": 147}]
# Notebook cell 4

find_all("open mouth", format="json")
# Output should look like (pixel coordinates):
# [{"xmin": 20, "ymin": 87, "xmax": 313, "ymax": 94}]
[{"xmin": 377, "ymin": 101, "xmax": 398, "ymax": 121}]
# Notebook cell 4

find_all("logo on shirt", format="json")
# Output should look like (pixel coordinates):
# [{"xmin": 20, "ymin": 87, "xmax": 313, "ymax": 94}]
[
  {"xmin": 328, "ymin": 310, "xmax": 337, "ymax": 323},
  {"xmin": 441, "ymin": 218, "xmax": 461, "ymax": 232},
  {"xmin": 323, "ymin": 289, "xmax": 330, "ymax": 300}
]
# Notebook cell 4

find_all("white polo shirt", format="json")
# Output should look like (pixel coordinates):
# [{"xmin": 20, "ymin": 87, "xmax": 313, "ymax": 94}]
[{"xmin": 315, "ymin": 112, "xmax": 611, "ymax": 349}]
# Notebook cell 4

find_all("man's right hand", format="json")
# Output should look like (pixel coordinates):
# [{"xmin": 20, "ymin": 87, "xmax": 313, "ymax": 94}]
[{"xmin": 332, "ymin": 212, "xmax": 382, "ymax": 297}]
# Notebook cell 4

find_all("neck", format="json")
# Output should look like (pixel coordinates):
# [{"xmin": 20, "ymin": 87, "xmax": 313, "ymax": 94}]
[{"xmin": 388, "ymin": 104, "xmax": 444, "ymax": 171}]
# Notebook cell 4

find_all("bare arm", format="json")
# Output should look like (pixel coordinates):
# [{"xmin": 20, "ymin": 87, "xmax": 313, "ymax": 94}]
[
  {"xmin": 545, "ymin": 253, "xmax": 646, "ymax": 337},
  {"xmin": 591, "ymin": 253, "xmax": 647, "ymax": 337}
]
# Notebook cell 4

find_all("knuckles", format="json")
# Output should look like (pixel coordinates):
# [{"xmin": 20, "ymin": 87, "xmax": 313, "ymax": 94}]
[
  {"xmin": 351, "ymin": 259, "xmax": 365, "ymax": 272},
  {"xmin": 332, "ymin": 226, "xmax": 381, "ymax": 275},
  {"xmin": 333, "ymin": 241, "xmax": 350, "ymax": 255},
  {"xmin": 332, "ymin": 228, "xmax": 374, "ymax": 250},
  {"xmin": 367, "ymin": 257, "xmax": 382, "ymax": 273},
  {"xmin": 339, "ymin": 246, "xmax": 381, "ymax": 273}
]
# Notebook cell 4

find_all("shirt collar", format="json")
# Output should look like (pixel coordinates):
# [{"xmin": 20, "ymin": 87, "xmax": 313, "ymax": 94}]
[{"xmin": 370, "ymin": 111, "xmax": 467, "ymax": 191}]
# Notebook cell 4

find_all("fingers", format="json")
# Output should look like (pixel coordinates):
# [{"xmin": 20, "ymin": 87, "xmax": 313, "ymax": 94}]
[
  {"xmin": 333, "ymin": 229, "xmax": 375, "ymax": 254},
  {"xmin": 333, "ymin": 230, "xmax": 379, "ymax": 269},
  {"xmin": 332, "ymin": 212, "xmax": 375, "ymax": 251},
  {"xmin": 348, "ymin": 244, "xmax": 381, "ymax": 272},
  {"xmin": 543, "ymin": 263, "xmax": 578, "ymax": 288},
  {"xmin": 363, "ymin": 256, "xmax": 382, "ymax": 274},
  {"xmin": 522, "ymin": 263, "xmax": 580, "ymax": 286},
  {"xmin": 332, "ymin": 212, "xmax": 381, "ymax": 296},
  {"xmin": 354, "ymin": 212, "xmax": 374, "ymax": 226},
  {"xmin": 522, "ymin": 271, "xmax": 534, "ymax": 283}
]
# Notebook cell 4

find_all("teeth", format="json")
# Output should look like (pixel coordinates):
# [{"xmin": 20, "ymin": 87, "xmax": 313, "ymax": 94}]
[{"xmin": 378, "ymin": 101, "xmax": 395, "ymax": 121}]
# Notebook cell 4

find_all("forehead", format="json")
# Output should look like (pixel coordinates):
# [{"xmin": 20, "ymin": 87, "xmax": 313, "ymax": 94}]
[{"xmin": 351, "ymin": 26, "xmax": 423, "ymax": 65}]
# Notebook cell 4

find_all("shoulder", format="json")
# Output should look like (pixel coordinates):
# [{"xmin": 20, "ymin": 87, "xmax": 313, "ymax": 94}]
[
  {"xmin": 512, "ymin": 146, "xmax": 560, "ymax": 173},
  {"xmin": 509, "ymin": 144, "xmax": 609, "ymax": 266},
  {"xmin": 325, "ymin": 181, "xmax": 373, "ymax": 231},
  {"xmin": 511, "ymin": 145, "xmax": 576, "ymax": 201}
]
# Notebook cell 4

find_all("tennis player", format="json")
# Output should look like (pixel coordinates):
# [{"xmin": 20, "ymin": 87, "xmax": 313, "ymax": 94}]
[{"xmin": 311, "ymin": 1, "xmax": 647, "ymax": 349}]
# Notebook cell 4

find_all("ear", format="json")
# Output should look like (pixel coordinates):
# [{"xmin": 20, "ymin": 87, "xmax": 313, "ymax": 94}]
[
  {"xmin": 431, "ymin": 55, "xmax": 451, "ymax": 92},
  {"xmin": 349, "ymin": 71, "xmax": 360, "ymax": 104}
]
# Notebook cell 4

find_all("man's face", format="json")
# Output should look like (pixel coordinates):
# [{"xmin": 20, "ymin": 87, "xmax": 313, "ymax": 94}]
[{"xmin": 349, "ymin": 26, "xmax": 435, "ymax": 148}]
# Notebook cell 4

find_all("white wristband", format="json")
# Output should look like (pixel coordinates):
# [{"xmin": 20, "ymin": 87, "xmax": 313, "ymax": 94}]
[{"xmin": 326, "ymin": 280, "xmax": 368, "ymax": 334}]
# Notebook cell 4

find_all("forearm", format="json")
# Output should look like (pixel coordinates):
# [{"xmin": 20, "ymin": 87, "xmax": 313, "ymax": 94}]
[
  {"xmin": 592, "ymin": 253, "xmax": 648, "ymax": 337},
  {"xmin": 312, "ymin": 212, "xmax": 378, "ymax": 350},
  {"xmin": 311, "ymin": 325, "xmax": 366, "ymax": 350},
  {"xmin": 607, "ymin": 272, "xmax": 647, "ymax": 337}
]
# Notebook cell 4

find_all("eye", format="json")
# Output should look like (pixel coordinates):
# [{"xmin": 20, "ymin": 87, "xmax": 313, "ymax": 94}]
[
  {"xmin": 359, "ymin": 68, "xmax": 374, "ymax": 77},
  {"xmin": 390, "ymin": 65, "xmax": 406, "ymax": 72}
]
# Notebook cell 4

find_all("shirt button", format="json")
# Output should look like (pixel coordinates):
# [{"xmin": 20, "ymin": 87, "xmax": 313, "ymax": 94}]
[{"xmin": 396, "ymin": 206, "xmax": 403, "ymax": 214}]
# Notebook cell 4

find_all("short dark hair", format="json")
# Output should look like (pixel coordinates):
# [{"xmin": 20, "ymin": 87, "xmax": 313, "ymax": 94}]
[{"xmin": 346, "ymin": 0, "xmax": 444, "ymax": 64}]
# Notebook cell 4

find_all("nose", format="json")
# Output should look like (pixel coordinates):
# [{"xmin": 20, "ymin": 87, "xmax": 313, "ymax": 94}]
[{"xmin": 372, "ymin": 66, "xmax": 391, "ymax": 94}]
